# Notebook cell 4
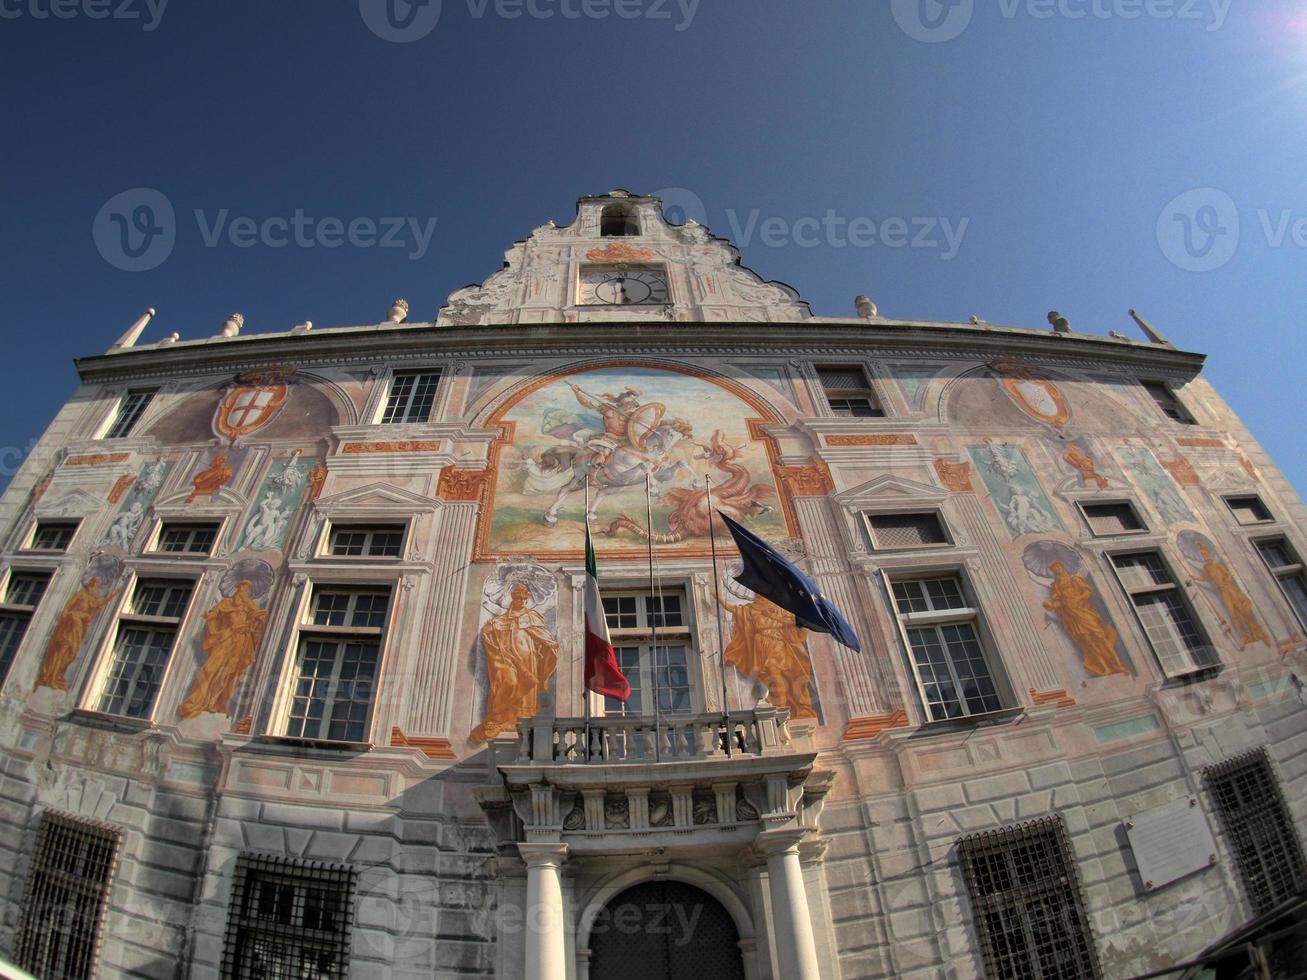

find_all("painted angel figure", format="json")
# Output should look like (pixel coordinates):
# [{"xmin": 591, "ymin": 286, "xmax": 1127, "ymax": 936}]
[
  {"xmin": 241, "ymin": 492, "xmax": 290, "ymax": 551},
  {"xmin": 105, "ymin": 502, "xmax": 145, "ymax": 550},
  {"xmin": 1003, "ymin": 482, "xmax": 1059, "ymax": 535}
]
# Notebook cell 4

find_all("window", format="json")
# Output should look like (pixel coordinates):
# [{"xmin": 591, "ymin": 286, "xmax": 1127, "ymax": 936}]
[
  {"xmin": 889, "ymin": 575, "xmax": 1004, "ymax": 721},
  {"xmin": 1141, "ymin": 380, "xmax": 1195, "ymax": 424},
  {"xmin": 1081, "ymin": 501, "xmax": 1146, "ymax": 536},
  {"xmin": 96, "ymin": 579, "xmax": 194, "ymax": 719},
  {"xmin": 866, "ymin": 512, "xmax": 948, "ymax": 550},
  {"xmin": 0, "ymin": 571, "xmax": 52, "ymax": 686},
  {"xmin": 327, "ymin": 525, "xmax": 405, "ymax": 558},
  {"xmin": 1109, "ymin": 552, "xmax": 1215, "ymax": 677},
  {"xmin": 221, "ymin": 853, "xmax": 357, "ymax": 980},
  {"xmin": 1205, "ymin": 748, "xmax": 1307, "ymax": 915},
  {"xmin": 600, "ymin": 205, "xmax": 640, "ymax": 236},
  {"xmin": 28, "ymin": 520, "xmax": 78, "ymax": 552},
  {"xmin": 817, "ymin": 365, "xmax": 885, "ymax": 417},
  {"xmin": 380, "ymin": 370, "xmax": 440, "ymax": 424},
  {"xmin": 1255, "ymin": 538, "xmax": 1307, "ymax": 629},
  {"xmin": 153, "ymin": 522, "xmax": 219, "ymax": 556},
  {"xmin": 104, "ymin": 388, "xmax": 156, "ymax": 438},
  {"xmin": 1226, "ymin": 495, "xmax": 1273, "ymax": 526},
  {"xmin": 601, "ymin": 592, "xmax": 693, "ymax": 717},
  {"xmin": 957, "ymin": 815, "xmax": 1102, "ymax": 979},
  {"xmin": 14, "ymin": 811, "xmax": 121, "ymax": 980},
  {"xmin": 284, "ymin": 585, "xmax": 391, "ymax": 743}
]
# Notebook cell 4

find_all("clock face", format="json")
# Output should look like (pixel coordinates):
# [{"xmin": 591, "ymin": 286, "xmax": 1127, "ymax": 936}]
[{"xmin": 578, "ymin": 267, "xmax": 670, "ymax": 306}]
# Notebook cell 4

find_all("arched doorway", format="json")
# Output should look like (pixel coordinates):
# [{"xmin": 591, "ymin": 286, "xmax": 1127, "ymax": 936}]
[{"xmin": 589, "ymin": 880, "xmax": 746, "ymax": 980}]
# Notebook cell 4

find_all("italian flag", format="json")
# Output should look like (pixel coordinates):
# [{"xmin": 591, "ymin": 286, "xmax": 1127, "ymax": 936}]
[{"xmin": 584, "ymin": 526, "xmax": 631, "ymax": 701}]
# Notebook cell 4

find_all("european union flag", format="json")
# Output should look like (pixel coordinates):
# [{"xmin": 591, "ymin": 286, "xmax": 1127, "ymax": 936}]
[{"xmin": 717, "ymin": 511, "xmax": 862, "ymax": 652}]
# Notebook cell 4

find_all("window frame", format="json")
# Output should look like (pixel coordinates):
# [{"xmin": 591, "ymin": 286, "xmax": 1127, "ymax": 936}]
[
  {"xmin": 148, "ymin": 520, "xmax": 222, "ymax": 558},
  {"xmin": 881, "ymin": 569, "xmax": 1013, "ymax": 725},
  {"xmin": 25, "ymin": 520, "xmax": 79, "ymax": 553},
  {"xmin": 1106, "ymin": 548, "xmax": 1217, "ymax": 679},
  {"xmin": 1077, "ymin": 499, "xmax": 1149, "ymax": 538},
  {"xmin": 0, "ymin": 567, "xmax": 53, "ymax": 688},
  {"xmin": 1253, "ymin": 536, "xmax": 1307, "ymax": 631},
  {"xmin": 102, "ymin": 387, "xmax": 158, "ymax": 439},
  {"xmin": 1224, "ymin": 494, "xmax": 1274, "ymax": 527},
  {"xmin": 270, "ymin": 580, "xmax": 397, "ymax": 746},
  {"xmin": 322, "ymin": 523, "xmax": 409, "ymax": 560},
  {"xmin": 814, "ymin": 363, "xmax": 886, "ymax": 418},
  {"xmin": 87, "ymin": 576, "xmax": 198, "ymax": 722},
  {"xmin": 377, "ymin": 369, "xmax": 442, "ymax": 425},
  {"xmin": 597, "ymin": 588, "xmax": 699, "ymax": 719},
  {"xmin": 862, "ymin": 509, "xmax": 952, "ymax": 552},
  {"xmin": 1140, "ymin": 379, "xmax": 1196, "ymax": 425}
]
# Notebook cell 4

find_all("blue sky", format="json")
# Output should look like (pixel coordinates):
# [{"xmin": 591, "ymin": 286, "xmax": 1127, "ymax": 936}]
[{"xmin": 1, "ymin": 0, "xmax": 1304, "ymax": 492}]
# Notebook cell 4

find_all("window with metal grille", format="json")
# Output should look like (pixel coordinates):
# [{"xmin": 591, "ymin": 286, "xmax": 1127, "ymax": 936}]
[
  {"xmin": 1255, "ymin": 538, "xmax": 1307, "ymax": 629},
  {"xmin": 1225, "ymin": 495, "xmax": 1273, "ymax": 525},
  {"xmin": 601, "ymin": 591, "xmax": 694, "ymax": 717},
  {"xmin": 1081, "ymin": 501, "xmax": 1146, "ymax": 536},
  {"xmin": 104, "ymin": 388, "xmax": 156, "ymax": 438},
  {"xmin": 1205, "ymin": 748, "xmax": 1307, "ymax": 915},
  {"xmin": 380, "ymin": 370, "xmax": 440, "ymax": 424},
  {"xmin": 1141, "ymin": 380, "xmax": 1195, "ymax": 424},
  {"xmin": 283, "ymin": 585, "xmax": 391, "ymax": 742},
  {"xmin": 29, "ymin": 521, "xmax": 78, "ymax": 552},
  {"xmin": 14, "ymin": 810, "xmax": 122, "ymax": 980},
  {"xmin": 816, "ymin": 364, "xmax": 885, "ymax": 418},
  {"xmin": 327, "ymin": 524, "xmax": 405, "ymax": 558},
  {"xmin": 1109, "ymin": 551, "xmax": 1215, "ymax": 678},
  {"xmin": 154, "ymin": 522, "xmax": 219, "ymax": 555},
  {"xmin": 957, "ymin": 815, "xmax": 1102, "ymax": 979},
  {"xmin": 0, "ymin": 570, "xmax": 52, "ymax": 687},
  {"xmin": 866, "ymin": 512, "xmax": 948, "ymax": 550},
  {"xmin": 888, "ymin": 575, "xmax": 1005, "ymax": 721},
  {"xmin": 221, "ymin": 853, "xmax": 357, "ymax": 980},
  {"xmin": 96, "ymin": 579, "xmax": 194, "ymax": 719}
]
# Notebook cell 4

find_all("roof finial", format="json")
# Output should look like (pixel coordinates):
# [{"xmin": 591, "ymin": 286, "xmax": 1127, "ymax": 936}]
[
  {"xmin": 854, "ymin": 295, "xmax": 878, "ymax": 319},
  {"xmin": 218, "ymin": 313, "xmax": 244, "ymax": 338},
  {"xmin": 1128, "ymin": 309, "xmax": 1175, "ymax": 348},
  {"xmin": 111, "ymin": 308, "xmax": 156, "ymax": 350},
  {"xmin": 387, "ymin": 298, "xmax": 409, "ymax": 324},
  {"xmin": 159, "ymin": 332, "xmax": 179, "ymax": 345},
  {"xmin": 1048, "ymin": 310, "xmax": 1071, "ymax": 333}
]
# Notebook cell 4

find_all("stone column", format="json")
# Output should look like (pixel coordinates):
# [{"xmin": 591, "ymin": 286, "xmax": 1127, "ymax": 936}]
[
  {"xmin": 518, "ymin": 843, "xmax": 569, "ymax": 980},
  {"xmin": 756, "ymin": 830, "xmax": 820, "ymax": 980}
]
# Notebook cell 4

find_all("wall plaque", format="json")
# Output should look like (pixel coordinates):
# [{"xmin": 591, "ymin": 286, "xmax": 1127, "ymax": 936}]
[{"xmin": 1124, "ymin": 796, "xmax": 1217, "ymax": 891}]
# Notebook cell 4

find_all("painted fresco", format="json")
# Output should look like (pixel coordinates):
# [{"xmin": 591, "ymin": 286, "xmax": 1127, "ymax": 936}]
[
  {"xmin": 893, "ymin": 365, "xmax": 941, "ymax": 410},
  {"xmin": 484, "ymin": 365, "xmax": 784, "ymax": 557},
  {"xmin": 470, "ymin": 562, "xmax": 559, "ymax": 744},
  {"xmin": 237, "ymin": 452, "xmax": 312, "ymax": 553},
  {"xmin": 34, "ymin": 555, "xmax": 124, "ymax": 691},
  {"xmin": 1023, "ymin": 542, "xmax": 1133, "ymax": 678},
  {"xmin": 969, "ymin": 442, "xmax": 1064, "ymax": 537},
  {"xmin": 1059, "ymin": 437, "xmax": 1111, "ymax": 490},
  {"xmin": 1177, "ymin": 531, "xmax": 1270, "ymax": 650},
  {"xmin": 990, "ymin": 362, "xmax": 1072, "ymax": 429},
  {"xmin": 720, "ymin": 563, "xmax": 819, "ymax": 720},
  {"xmin": 1117, "ymin": 447, "xmax": 1195, "ymax": 524},
  {"xmin": 100, "ymin": 459, "xmax": 172, "ymax": 551},
  {"xmin": 179, "ymin": 560, "xmax": 274, "ymax": 720}
]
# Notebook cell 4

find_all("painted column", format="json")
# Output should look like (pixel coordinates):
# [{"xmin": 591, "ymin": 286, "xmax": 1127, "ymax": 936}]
[
  {"xmin": 756, "ymin": 830, "xmax": 820, "ymax": 980},
  {"xmin": 519, "ymin": 842, "xmax": 569, "ymax": 980}
]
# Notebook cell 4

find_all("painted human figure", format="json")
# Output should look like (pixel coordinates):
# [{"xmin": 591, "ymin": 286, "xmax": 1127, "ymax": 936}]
[
  {"xmin": 1194, "ymin": 543, "xmax": 1269, "ymax": 649},
  {"xmin": 242, "ymin": 492, "xmax": 289, "ymax": 551},
  {"xmin": 567, "ymin": 383, "xmax": 641, "ymax": 445},
  {"xmin": 187, "ymin": 453, "xmax": 232, "ymax": 503},
  {"xmin": 306, "ymin": 463, "xmax": 327, "ymax": 502},
  {"xmin": 1043, "ymin": 561, "xmax": 1128, "ymax": 677},
  {"xmin": 105, "ymin": 501, "xmax": 145, "ymax": 550},
  {"xmin": 179, "ymin": 580, "xmax": 269, "ymax": 719},
  {"xmin": 1063, "ymin": 445, "xmax": 1109, "ymax": 489},
  {"xmin": 470, "ymin": 584, "xmax": 558, "ymax": 743},
  {"xmin": 723, "ymin": 597, "xmax": 816, "ymax": 718},
  {"xmin": 35, "ymin": 577, "xmax": 118, "ymax": 689},
  {"xmin": 1004, "ymin": 482, "xmax": 1059, "ymax": 535}
]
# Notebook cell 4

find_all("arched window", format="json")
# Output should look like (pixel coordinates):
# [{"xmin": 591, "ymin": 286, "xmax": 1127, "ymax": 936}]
[
  {"xmin": 600, "ymin": 205, "xmax": 640, "ymax": 237},
  {"xmin": 589, "ymin": 881, "xmax": 746, "ymax": 979}
]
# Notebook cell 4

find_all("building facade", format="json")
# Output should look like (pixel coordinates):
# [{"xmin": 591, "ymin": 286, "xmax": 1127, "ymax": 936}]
[{"xmin": 0, "ymin": 190, "xmax": 1305, "ymax": 979}]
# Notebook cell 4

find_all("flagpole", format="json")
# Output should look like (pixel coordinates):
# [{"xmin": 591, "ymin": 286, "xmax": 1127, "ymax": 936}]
[
  {"xmin": 583, "ymin": 474, "xmax": 591, "ymax": 762},
  {"xmin": 705, "ymin": 477, "xmax": 732, "ymax": 757},
  {"xmin": 646, "ymin": 471, "xmax": 661, "ymax": 763}
]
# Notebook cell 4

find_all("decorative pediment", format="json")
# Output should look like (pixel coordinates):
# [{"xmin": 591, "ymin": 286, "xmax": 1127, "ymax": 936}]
[
  {"xmin": 34, "ymin": 490, "xmax": 105, "ymax": 519},
  {"xmin": 153, "ymin": 487, "xmax": 249, "ymax": 513},
  {"xmin": 312, "ymin": 482, "xmax": 444, "ymax": 515},
  {"xmin": 833, "ymin": 474, "xmax": 950, "ymax": 512}
]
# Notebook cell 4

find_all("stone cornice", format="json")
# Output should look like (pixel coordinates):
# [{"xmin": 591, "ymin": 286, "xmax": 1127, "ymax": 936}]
[{"xmin": 75, "ymin": 319, "xmax": 1206, "ymax": 384}]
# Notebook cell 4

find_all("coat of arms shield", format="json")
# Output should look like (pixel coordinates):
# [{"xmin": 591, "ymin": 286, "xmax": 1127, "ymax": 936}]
[{"xmin": 214, "ymin": 367, "xmax": 295, "ymax": 442}]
